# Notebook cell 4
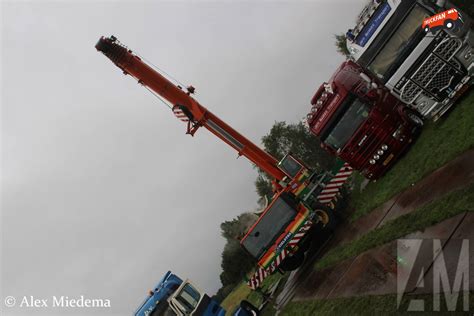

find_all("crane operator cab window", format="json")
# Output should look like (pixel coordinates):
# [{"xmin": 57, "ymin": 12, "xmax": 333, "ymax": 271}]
[{"xmin": 278, "ymin": 154, "xmax": 304, "ymax": 179}]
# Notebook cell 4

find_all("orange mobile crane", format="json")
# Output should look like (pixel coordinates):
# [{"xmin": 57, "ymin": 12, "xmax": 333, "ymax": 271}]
[{"xmin": 95, "ymin": 36, "xmax": 351, "ymax": 289}]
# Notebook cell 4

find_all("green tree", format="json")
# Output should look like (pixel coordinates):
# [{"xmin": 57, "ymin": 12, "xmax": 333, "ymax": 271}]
[
  {"xmin": 213, "ymin": 284, "xmax": 235, "ymax": 303},
  {"xmin": 334, "ymin": 33, "xmax": 350, "ymax": 59},
  {"xmin": 217, "ymin": 213, "xmax": 258, "ymax": 289},
  {"xmin": 261, "ymin": 121, "xmax": 335, "ymax": 171},
  {"xmin": 256, "ymin": 121, "xmax": 336, "ymax": 201},
  {"xmin": 220, "ymin": 212, "xmax": 258, "ymax": 240},
  {"xmin": 219, "ymin": 240, "xmax": 254, "ymax": 286},
  {"xmin": 255, "ymin": 175, "xmax": 273, "ymax": 205}
]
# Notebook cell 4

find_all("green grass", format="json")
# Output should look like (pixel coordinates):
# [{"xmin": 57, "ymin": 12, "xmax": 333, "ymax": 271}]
[
  {"xmin": 220, "ymin": 282, "xmax": 251, "ymax": 315},
  {"xmin": 280, "ymin": 292, "xmax": 474, "ymax": 315},
  {"xmin": 315, "ymin": 182, "xmax": 474, "ymax": 271},
  {"xmin": 350, "ymin": 90, "xmax": 474, "ymax": 220},
  {"xmin": 220, "ymin": 273, "xmax": 285, "ymax": 315},
  {"xmin": 246, "ymin": 273, "xmax": 282, "ymax": 306},
  {"xmin": 256, "ymin": 273, "xmax": 290, "ymax": 316}
]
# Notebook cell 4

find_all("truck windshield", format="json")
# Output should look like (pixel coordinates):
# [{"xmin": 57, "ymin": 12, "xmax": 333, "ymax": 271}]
[
  {"xmin": 278, "ymin": 155, "xmax": 303, "ymax": 179},
  {"xmin": 367, "ymin": 5, "xmax": 429, "ymax": 81},
  {"xmin": 174, "ymin": 284, "xmax": 200, "ymax": 315},
  {"xmin": 241, "ymin": 195, "xmax": 297, "ymax": 259},
  {"xmin": 323, "ymin": 97, "xmax": 369, "ymax": 150}
]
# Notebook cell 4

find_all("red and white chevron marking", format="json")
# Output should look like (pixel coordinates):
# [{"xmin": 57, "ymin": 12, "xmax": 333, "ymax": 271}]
[
  {"xmin": 172, "ymin": 106, "xmax": 189, "ymax": 122},
  {"xmin": 246, "ymin": 221, "xmax": 312, "ymax": 289},
  {"xmin": 247, "ymin": 249, "xmax": 287, "ymax": 290},
  {"xmin": 286, "ymin": 221, "xmax": 312, "ymax": 247},
  {"xmin": 247, "ymin": 249, "xmax": 288, "ymax": 289},
  {"xmin": 317, "ymin": 163, "xmax": 353, "ymax": 204}
]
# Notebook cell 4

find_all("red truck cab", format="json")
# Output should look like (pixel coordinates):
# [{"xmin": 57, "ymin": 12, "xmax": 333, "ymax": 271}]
[{"xmin": 307, "ymin": 61, "xmax": 422, "ymax": 179}]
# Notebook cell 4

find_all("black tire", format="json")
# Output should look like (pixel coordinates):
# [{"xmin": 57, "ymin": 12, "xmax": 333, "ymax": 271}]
[
  {"xmin": 405, "ymin": 109, "xmax": 424, "ymax": 127},
  {"xmin": 444, "ymin": 19, "xmax": 454, "ymax": 29},
  {"xmin": 279, "ymin": 251, "xmax": 305, "ymax": 272},
  {"xmin": 299, "ymin": 228, "xmax": 315, "ymax": 252},
  {"xmin": 240, "ymin": 300, "xmax": 259, "ymax": 316},
  {"xmin": 312, "ymin": 202, "xmax": 337, "ymax": 232}
]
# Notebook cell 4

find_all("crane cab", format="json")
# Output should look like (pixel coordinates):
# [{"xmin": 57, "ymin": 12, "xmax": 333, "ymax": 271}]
[{"xmin": 277, "ymin": 154, "xmax": 305, "ymax": 180}]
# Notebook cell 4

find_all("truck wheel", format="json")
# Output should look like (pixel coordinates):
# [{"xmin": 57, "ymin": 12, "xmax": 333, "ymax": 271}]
[
  {"xmin": 299, "ymin": 228, "xmax": 315, "ymax": 252},
  {"xmin": 279, "ymin": 252, "xmax": 305, "ymax": 272},
  {"xmin": 239, "ymin": 300, "xmax": 259, "ymax": 316},
  {"xmin": 404, "ymin": 109, "xmax": 424, "ymax": 127},
  {"xmin": 444, "ymin": 19, "xmax": 454, "ymax": 29},
  {"xmin": 312, "ymin": 203, "xmax": 337, "ymax": 232}
]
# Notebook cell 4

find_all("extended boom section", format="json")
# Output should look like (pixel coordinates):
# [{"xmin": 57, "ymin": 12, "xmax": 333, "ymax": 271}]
[{"xmin": 95, "ymin": 36, "xmax": 286, "ymax": 182}]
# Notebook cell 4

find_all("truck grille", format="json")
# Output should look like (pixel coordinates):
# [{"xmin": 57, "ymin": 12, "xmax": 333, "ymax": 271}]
[
  {"xmin": 399, "ymin": 35, "xmax": 464, "ymax": 104},
  {"xmin": 434, "ymin": 37, "xmax": 462, "ymax": 61},
  {"xmin": 400, "ymin": 81, "xmax": 422, "ymax": 104}
]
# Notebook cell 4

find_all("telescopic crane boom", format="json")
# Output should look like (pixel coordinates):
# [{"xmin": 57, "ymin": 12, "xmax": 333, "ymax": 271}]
[{"xmin": 95, "ymin": 36, "xmax": 287, "ymax": 182}]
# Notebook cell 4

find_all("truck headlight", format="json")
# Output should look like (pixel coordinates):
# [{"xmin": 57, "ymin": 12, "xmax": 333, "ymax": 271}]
[
  {"xmin": 392, "ymin": 126, "xmax": 403, "ymax": 139},
  {"xmin": 464, "ymin": 50, "xmax": 473, "ymax": 60},
  {"xmin": 381, "ymin": 144, "xmax": 388, "ymax": 151},
  {"xmin": 377, "ymin": 149, "xmax": 384, "ymax": 155},
  {"xmin": 373, "ymin": 154, "xmax": 380, "ymax": 160},
  {"xmin": 369, "ymin": 159, "xmax": 376, "ymax": 165}
]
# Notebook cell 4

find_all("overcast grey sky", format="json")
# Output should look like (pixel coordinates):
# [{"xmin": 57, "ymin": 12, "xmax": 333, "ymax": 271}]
[{"xmin": 1, "ymin": 0, "xmax": 367, "ymax": 315}]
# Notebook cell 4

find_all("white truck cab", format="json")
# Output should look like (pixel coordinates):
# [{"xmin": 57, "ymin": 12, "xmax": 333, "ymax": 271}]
[
  {"xmin": 347, "ymin": 0, "xmax": 473, "ymax": 120},
  {"xmin": 167, "ymin": 281, "xmax": 203, "ymax": 316}
]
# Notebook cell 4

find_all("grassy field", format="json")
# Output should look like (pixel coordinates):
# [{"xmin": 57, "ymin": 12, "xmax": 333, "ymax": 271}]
[
  {"xmin": 220, "ymin": 273, "xmax": 283, "ymax": 315},
  {"xmin": 281, "ymin": 292, "xmax": 474, "ymax": 315},
  {"xmin": 220, "ymin": 282, "xmax": 251, "ymax": 315},
  {"xmin": 350, "ymin": 90, "xmax": 474, "ymax": 220},
  {"xmin": 315, "ymin": 182, "xmax": 474, "ymax": 271}
]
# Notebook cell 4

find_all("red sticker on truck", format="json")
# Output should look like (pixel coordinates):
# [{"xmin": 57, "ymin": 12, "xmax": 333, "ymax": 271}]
[{"xmin": 422, "ymin": 8, "xmax": 461, "ymax": 34}]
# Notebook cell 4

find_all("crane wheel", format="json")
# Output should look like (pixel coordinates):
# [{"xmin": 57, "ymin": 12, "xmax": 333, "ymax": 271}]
[
  {"xmin": 313, "ymin": 203, "xmax": 337, "ymax": 232},
  {"xmin": 279, "ymin": 252, "xmax": 305, "ymax": 271},
  {"xmin": 315, "ymin": 209, "xmax": 330, "ymax": 226}
]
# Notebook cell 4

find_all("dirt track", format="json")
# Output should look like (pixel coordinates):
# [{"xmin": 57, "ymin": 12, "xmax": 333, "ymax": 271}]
[{"xmin": 275, "ymin": 149, "xmax": 474, "ymax": 311}]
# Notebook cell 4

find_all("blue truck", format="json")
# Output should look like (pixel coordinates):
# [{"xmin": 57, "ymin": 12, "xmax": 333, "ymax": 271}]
[{"xmin": 135, "ymin": 271, "xmax": 260, "ymax": 316}]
